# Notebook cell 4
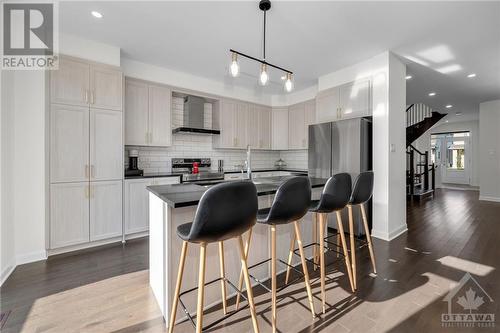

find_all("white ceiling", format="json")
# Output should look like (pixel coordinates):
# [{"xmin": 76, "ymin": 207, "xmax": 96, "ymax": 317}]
[{"xmin": 60, "ymin": 1, "xmax": 500, "ymax": 118}]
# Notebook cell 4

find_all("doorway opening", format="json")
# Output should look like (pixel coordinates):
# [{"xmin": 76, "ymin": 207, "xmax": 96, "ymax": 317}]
[{"xmin": 431, "ymin": 131, "xmax": 470, "ymax": 185}]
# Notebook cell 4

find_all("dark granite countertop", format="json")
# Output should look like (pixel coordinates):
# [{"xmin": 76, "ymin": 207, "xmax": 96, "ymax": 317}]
[
  {"xmin": 125, "ymin": 168, "xmax": 307, "ymax": 179},
  {"xmin": 223, "ymin": 168, "xmax": 308, "ymax": 174},
  {"xmin": 124, "ymin": 172, "xmax": 183, "ymax": 180},
  {"xmin": 147, "ymin": 176, "xmax": 327, "ymax": 208}
]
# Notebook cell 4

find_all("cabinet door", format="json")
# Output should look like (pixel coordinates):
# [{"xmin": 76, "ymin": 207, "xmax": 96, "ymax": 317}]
[
  {"xmin": 148, "ymin": 84, "xmax": 172, "ymax": 147},
  {"xmin": 339, "ymin": 79, "xmax": 371, "ymax": 119},
  {"xmin": 271, "ymin": 108, "xmax": 289, "ymax": 150},
  {"xmin": 90, "ymin": 65, "xmax": 123, "ymax": 111},
  {"xmin": 316, "ymin": 87, "xmax": 340, "ymax": 123},
  {"xmin": 125, "ymin": 79, "xmax": 149, "ymax": 145},
  {"xmin": 288, "ymin": 103, "xmax": 306, "ymax": 149},
  {"xmin": 50, "ymin": 57, "xmax": 90, "ymax": 107},
  {"xmin": 50, "ymin": 182, "xmax": 89, "ymax": 249},
  {"xmin": 304, "ymin": 100, "xmax": 316, "ymax": 148},
  {"xmin": 50, "ymin": 104, "xmax": 90, "ymax": 183},
  {"xmin": 246, "ymin": 104, "xmax": 260, "ymax": 149},
  {"xmin": 90, "ymin": 180, "xmax": 122, "ymax": 241},
  {"xmin": 219, "ymin": 99, "xmax": 237, "ymax": 148},
  {"xmin": 90, "ymin": 109, "xmax": 123, "ymax": 181},
  {"xmin": 235, "ymin": 102, "xmax": 248, "ymax": 148},
  {"xmin": 124, "ymin": 178, "xmax": 153, "ymax": 234},
  {"xmin": 258, "ymin": 107, "xmax": 272, "ymax": 149}
]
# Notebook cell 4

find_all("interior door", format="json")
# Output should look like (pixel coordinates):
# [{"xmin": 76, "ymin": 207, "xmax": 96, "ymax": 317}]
[
  {"xmin": 442, "ymin": 134, "xmax": 470, "ymax": 184},
  {"xmin": 90, "ymin": 109, "xmax": 123, "ymax": 181}
]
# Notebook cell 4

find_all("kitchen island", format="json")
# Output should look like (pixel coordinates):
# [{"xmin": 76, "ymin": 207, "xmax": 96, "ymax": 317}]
[{"xmin": 147, "ymin": 176, "xmax": 327, "ymax": 326}]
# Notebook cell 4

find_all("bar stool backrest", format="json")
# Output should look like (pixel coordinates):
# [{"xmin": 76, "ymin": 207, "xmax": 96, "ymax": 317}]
[
  {"xmin": 187, "ymin": 181, "xmax": 258, "ymax": 243},
  {"xmin": 317, "ymin": 173, "xmax": 352, "ymax": 212},
  {"xmin": 264, "ymin": 176, "xmax": 311, "ymax": 225},
  {"xmin": 350, "ymin": 171, "xmax": 374, "ymax": 205}
]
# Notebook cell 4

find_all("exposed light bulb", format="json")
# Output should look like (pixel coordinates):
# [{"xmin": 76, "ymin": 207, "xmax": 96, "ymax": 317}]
[
  {"xmin": 284, "ymin": 73, "xmax": 293, "ymax": 92},
  {"xmin": 91, "ymin": 11, "xmax": 103, "ymax": 18},
  {"xmin": 229, "ymin": 53, "xmax": 239, "ymax": 77},
  {"xmin": 259, "ymin": 63, "xmax": 269, "ymax": 86}
]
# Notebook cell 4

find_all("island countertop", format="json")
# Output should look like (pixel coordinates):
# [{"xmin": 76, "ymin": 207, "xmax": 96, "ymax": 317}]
[{"xmin": 147, "ymin": 176, "xmax": 328, "ymax": 208}]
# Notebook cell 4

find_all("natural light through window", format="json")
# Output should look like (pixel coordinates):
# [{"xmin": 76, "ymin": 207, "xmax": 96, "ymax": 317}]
[{"xmin": 437, "ymin": 256, "xmax": 494, "ymax": 276}]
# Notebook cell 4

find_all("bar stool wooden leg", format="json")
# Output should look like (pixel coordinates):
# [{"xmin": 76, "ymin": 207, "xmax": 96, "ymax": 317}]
[
  {"xmin": 168, "ymin": 241, "xmax": 188, "ymax": 333},
  {"xmin": 196, "ymin": 243, "xmax": 207, "ymax": 333},
  {"xmin": 294, "ymin": 221, "xmax": 316, "ymax": 319},
  {"xmin": 336, "ymin": 211, "xmax": 355, "ymax": 292},
  {"xmin": 319, "ymin": 214, "xmax": 326, "ymax": 314},
  {"xmin": 360, "ymin": 203, "xmax": 377, "ymax": 274},
  {"xmin": 336, "ymin": 233, "xmax": 341, "ymax": 258},
  {"xmin": 218, "ymin": 241, "xmax": 228, "ymax": 315},
  {"xmin": 312, "ymin": 213, "xmax": 318, "ymax": 271},
  {"xmin": 285, "ymin": 228, "xmax": 296, "ymax": 284},
  {"xmin": 235, "ymin": 228, "xmax": 253, "ymax": 310},
  {"xmin": 237, "ymin": 235, "xmax": 260, "ymax": 333},
  {"xmin": 271, "ymin": 225, "xmax": 277, "ymax": 333},
  {"xmin": 348, "ymin": 205, "xmax": 357, "ymax": 290}
]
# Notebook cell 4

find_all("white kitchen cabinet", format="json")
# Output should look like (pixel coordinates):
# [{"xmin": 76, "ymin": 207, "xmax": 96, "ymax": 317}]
[
  {"xmin": 149, "ymin": 84, "xmax": 172, "ymax": 146},
  {"xmin": 90, "ymin": 109, "xmax": 123, "ymax": 181},
  {"xmin": 304, "ymin": 100, "xmax": 316, "ymax": 147},
  {"xmin": 90, "ymin": 180, "xmax": 123, "ymax": 241},
  {"xmin": 50, "ymin": 104, "xmax": 90, "ymax": 183},
  {"xmin": 288, "ymin": 103, "xmax": 306, "ymax": 150},
  {"xmin": 213, "ymin": 98, "xmax": 247, "ymax": 149},
  {"xmin": 124, "ymin": 177, "xmax": 180, "ymax": 235},
  {"xmin": 339, "ymin": 79, "xmax": 371, "ymax": 119},
  {"xmin": 50, "ymin": 182, "xmax": 90, "ymax": 249},
  {"xmin": 247, "ymin": 104, "xmax": 260, "ymax": 149},
  {"xmin": 272, "ymin": 107, "xmax": 289, "ymax": 150},
  {"xmin": 125, "ymin": 79, "xmax": 149, "ymax": 145},
  {"xmin": 50, "ymin": 57, "xmax": 90, "ymax": 107},
  {"xmin": 124, "ymin": 78, "xmax": 172, "ymax": 147},
  {"xmin": 258, "ymin": 107, "xmax": 272, "ymax": 149},
  {"xmin": 90, "ymin": 65, "xmax": 123, "ymax": 111},
  {"xmin": 316, "ymin": 78, "xmax": 371, "ymax": 123}
]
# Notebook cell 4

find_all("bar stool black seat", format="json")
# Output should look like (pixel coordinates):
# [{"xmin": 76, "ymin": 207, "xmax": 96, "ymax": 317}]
[
  {"xmin": 245, "ymin": 176, "xmax": 316, "ymax": 332},
  {"xmin": 347, "ymin": 171, "xmax": 376, "ymax": 290},
  {"xmin": 168, "ymin": 181, "xmax": 260, "ymax": 333}
]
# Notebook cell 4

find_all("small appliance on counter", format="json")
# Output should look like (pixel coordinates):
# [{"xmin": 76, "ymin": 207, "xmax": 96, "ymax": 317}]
[
  {"xmin": 171, "ymin": 158, "xmax": 224, "ymax": 183},
  {"xmin": 274, "ymin": 158, "xmax": 287, "ymax": 169},
  {"xmin": 125, "ymin": 149, "xmax": 144, "ymax": 177}
]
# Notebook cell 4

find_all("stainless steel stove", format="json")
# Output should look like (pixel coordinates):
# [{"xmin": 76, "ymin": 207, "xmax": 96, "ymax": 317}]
[{"xmin": 171, "ymin": 158, "xmax": 224, "ymax": 183}]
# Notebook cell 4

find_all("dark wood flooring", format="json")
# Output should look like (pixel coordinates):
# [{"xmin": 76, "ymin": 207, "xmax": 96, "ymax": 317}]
[{"xmin": 1, "ymin": 189, "xmax": 499, "ymax": 332}]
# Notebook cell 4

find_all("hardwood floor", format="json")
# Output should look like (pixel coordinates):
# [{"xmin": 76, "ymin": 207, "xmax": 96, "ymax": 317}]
[{"xmin": 1, "ymin": 189, "xmax": 499, "ymax": 332}]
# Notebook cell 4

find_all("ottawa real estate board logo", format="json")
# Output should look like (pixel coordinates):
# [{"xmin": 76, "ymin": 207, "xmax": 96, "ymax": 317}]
[
  {"xmin": 1, "ymin": 1, "xmax": 58, "ymax": 69},
  {"xmin": 442, "ymin": 272, "xmax": 495, "ymax": 328}
]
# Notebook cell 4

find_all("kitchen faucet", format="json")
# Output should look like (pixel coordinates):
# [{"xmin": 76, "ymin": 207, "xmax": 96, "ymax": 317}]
[{"xmin": 246, "ymin": 145, "xmax": 252, "ymax": 180}]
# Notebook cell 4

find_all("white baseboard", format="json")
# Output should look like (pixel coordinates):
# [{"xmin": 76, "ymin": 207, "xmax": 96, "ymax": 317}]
[
  {"xmin": 479, "ymin": 195, "xmax": 500, "ymax": 203},
  {"xmin": 1, "ymin": 263, "xmax": 16, "ymax": 286},
  {"xmin": 16, "ymin": 250, "xmax": 47, "ymax": 265},
  {"xmin": 372, "ymin": 224, "xmax": 408, "ymax": 241}
]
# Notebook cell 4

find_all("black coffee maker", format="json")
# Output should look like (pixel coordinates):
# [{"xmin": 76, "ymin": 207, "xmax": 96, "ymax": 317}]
[{"xmin": 125, "ymin": 149, "xmax": 143, "ymax": 177}]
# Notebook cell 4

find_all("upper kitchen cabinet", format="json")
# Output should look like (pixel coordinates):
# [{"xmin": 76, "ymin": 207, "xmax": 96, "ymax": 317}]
[
  {"xmin": 288, "ymin": 100, "xmax": 315, "ymax": 150},
  {"xmin": 51, "ymin": 55, "xmax": 123, "ymax": 110},
  {"xmin": 271, "ymin": 107, "xmax": 288, "ymax": 150},
  {"xmin": 213, "ymin": 98, "xmax": 247, "ymax": 149},
  {"xmin": 247, "ymin": 104, "xmax": 271, "ymax": 150},
  {"xmin": 316, "ymin": 78, "xmax": 371, "ymax": 122},
  {"xmin": 124, "ymin": 78, "xmax": 172, "ymax": 147},
  {"xmin": 90, "ymin": 65, "xmax": 123, "ymax": 110}
]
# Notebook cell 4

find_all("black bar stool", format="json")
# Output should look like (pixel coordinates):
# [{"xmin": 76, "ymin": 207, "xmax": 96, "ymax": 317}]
[
  {"xmin": 245, "ymin": 176, "xmax": 315, "ymax": 332},
  {"xmin": 347, "ymin": 171, "xmax": 376, "ymax": 290},
  {"xmin": 285, "ymin": 173, "xmax": 355, "ymax": 313},
  {"xmin": 168, "ymin": 181, "xmax": 260, "ymax": 333}
]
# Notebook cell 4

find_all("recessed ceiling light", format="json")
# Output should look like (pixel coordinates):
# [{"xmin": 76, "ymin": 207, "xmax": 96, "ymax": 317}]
[
  {"xmin": 456, "ymin": 112, "xmax": 462, "ymax": 116},
  {"xmin": 405, "ymin": 75, "xmax": 412, "ymax": 80},
  {"xmin": 467, "ymin": 73, "xmax": 476, "ymax": 78},
  {"xmin": 91, "ymin": 11, "xmax": 103, "ymax": 18},
  {"xmin": 445, "ymin": 104, "xmax": 453, "ymax": 108},
  {"xmin": 428, "ymin": 92, "xmax": 436, "ymax": 96},
  {"xmin": 445, "ymin": 120, "xmax": 449, "ymax": 123}
]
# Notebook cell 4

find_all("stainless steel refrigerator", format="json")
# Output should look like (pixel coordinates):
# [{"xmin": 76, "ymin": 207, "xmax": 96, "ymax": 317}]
[{"xmin": 308, "ymin": 117, "xmax": 372, "ymax": 235}]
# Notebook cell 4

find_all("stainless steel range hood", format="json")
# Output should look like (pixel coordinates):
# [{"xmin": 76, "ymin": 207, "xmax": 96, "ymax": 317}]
[{"xmin": 172, "ymin": 95, "xmax": 220, "ymax": 135}]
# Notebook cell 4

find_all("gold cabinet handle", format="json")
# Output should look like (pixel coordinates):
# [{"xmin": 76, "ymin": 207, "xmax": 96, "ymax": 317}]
[{"xmin": 84, "ymin": 90, "xmax": 89, "ymax": 104}]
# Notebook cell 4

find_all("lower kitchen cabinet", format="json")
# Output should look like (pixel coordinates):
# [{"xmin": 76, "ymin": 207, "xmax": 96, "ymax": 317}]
[
  {"xmin": 124, "ymin": 177, "xmax": 180, "ymax": 235},
  {"xmin": 90, "ymin": 180, "xmax": 123, "ymax": 241},
  {"xmin": 50, "ymin": 182, "xmax": 90, "ymax": 249}
]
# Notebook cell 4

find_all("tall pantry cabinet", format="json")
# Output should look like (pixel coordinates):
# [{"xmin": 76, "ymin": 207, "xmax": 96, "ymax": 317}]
[{"xmin": 49, "ymin": 55, "xmax": 124, "ymax": 250}]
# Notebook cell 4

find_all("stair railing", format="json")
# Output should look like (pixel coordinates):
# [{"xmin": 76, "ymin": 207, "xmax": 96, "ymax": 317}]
[{"xmin": 407, "ymin": 144, "xmax": 436, "ymax": 196}]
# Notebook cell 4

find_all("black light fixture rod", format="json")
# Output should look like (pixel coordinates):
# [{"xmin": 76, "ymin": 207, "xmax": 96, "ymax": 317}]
[
  {"xmin": 263, "ymin": 9, "xmax": 266, "ymax": 60},
  {"xmin": 229, "ymin": 49, "xmax": 293, "ymax": 74}
]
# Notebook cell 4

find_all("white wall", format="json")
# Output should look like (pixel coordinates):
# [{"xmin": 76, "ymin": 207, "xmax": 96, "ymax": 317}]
[
  {"xmin": 479, "ymin": 100, "xmax": 500, "ymax": 201},
  {"xmin": 318, "ymin": 52, "xmax": 407, "ymax": 241},
  {"xmin": 414, "ymin": 119, "xmax": 480, "ymax": 187},
  {"xmin": 60, "ymin": 33, "xmax": 121, "ymax": 67}
]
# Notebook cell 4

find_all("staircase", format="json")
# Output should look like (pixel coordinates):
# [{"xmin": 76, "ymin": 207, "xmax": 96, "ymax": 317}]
[{"xmin": 406, "ymin": 103, "xmax": 446, "ymax": 200}]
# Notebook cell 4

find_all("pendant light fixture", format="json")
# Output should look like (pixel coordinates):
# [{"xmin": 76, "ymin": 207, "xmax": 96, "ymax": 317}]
[{"xmin": 229, "ymin": 0, "xmax": 293, "ymax": 92}]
